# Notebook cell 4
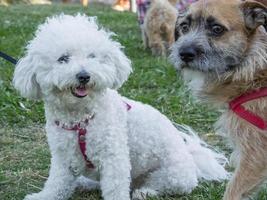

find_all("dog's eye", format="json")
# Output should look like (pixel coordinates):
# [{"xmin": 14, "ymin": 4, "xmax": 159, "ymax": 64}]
[
  {"xmin": 57, "ymin": 54, "xmax": 70, "ymax": 64},
  {"xmin": 87, "ymin": 53, "xmax": 96, "ymax": 59},
  {"xmin": 180, "ymin": 23, "xmax": 190, "ymax": 34},
  {"xmin": 211, "ymin": 25, "xmax": 225, "ymax": 36}
]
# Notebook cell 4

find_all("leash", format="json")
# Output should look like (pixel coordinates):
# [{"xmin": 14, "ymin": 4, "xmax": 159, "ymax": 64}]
[
  {"xmin": 229, "ymin": 87, "xmax": 267, "ymax": 130},
  {"xmin": 0, "ymin": 51, "xmax": 18, "ymax": 65}
]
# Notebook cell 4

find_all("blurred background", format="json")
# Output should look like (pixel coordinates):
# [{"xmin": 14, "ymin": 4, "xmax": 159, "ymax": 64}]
[{"xmin": 0, "ymin": 0, "xmax": 113, "ymax": 6}]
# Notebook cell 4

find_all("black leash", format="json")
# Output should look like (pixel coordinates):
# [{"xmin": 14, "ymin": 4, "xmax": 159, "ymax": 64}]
[{"xmin": 0, "ymin": 51, "xmax": 17, "ymax": 65}]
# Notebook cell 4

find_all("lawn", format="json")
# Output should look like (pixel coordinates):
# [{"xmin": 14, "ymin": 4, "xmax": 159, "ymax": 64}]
[{"xmin": 0, "ymin": 3, "xmax": 266, "ymax": 200}]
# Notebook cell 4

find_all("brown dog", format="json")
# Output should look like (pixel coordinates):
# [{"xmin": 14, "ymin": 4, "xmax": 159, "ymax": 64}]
[
  {"xmin": 143, "ymin": 0, "xmax": 178, "ymax": 56},
  {"xmin": 171, "ymin": 0, "xmax": 267, "ymax": 199}
]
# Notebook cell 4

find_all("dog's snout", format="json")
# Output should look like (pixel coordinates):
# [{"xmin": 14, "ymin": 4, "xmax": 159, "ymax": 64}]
[
  {"xmin": 179, "ymin": 46, "xmax": 197, "ymax": 63},
  {"xmin": 76, "ymin": 70, "xmax": 90, "ymax": 84}
]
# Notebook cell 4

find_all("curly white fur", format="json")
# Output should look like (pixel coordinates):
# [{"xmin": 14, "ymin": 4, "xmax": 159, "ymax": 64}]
[{"xmin": 13, "ymin": 14, "xmax": 229, "ymax": 200}]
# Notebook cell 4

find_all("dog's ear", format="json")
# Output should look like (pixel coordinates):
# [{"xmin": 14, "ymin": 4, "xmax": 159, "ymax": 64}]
[
  {"xmin": 242, "ymin": 0, "xmax": 267, "ymax": 31},
  {"xmin": 13, "ymin": 54, "xmax": 41, "ymax": 100},
  {"xmin": 111, "ymin": 48, "xmax": 132, "ymax": 89}
]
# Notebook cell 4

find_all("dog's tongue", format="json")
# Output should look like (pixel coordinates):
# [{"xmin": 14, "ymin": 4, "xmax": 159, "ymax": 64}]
[{"xmin": 75, "ymin": 86, "xmax": 88, "ymax": 96}]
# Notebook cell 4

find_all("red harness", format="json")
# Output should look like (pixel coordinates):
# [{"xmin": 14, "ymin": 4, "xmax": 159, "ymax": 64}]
[
  {"xmin": 229, "ymin": 87, "xmax": 267, "ymax": 130},
  {"xmin": 55, "ymin": 102, "xmax": 132, "ymax": 169}
]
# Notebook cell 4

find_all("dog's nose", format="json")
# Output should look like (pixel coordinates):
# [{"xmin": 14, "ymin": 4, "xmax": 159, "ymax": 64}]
[
  {"xmin": 76, "ymin": 70, "xmax": 90, "ymax": 84},
  {"xmin": 179, "ymin": 46, "xmax": 197, "ymax": 63}
]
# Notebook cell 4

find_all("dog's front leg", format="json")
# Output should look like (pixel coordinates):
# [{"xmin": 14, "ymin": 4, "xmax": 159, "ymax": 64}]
[
  {"xmin": 223, "ymin": 137, "xmax": 267, "ymax": 200},
  {"xmin": 97, "ymin": 130, "xmax": 131, "ymax": 200},
  {"xmin": 24, "ymin": 155, "xmax": 76, "ymax": 200},
  {"xmin": 99, "ymin": 155, "xmax": 131, "ymax": 200}
]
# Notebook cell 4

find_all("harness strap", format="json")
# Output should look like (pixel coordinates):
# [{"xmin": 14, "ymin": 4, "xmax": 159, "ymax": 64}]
[
  {"xmin": 229, "ymin": 87, "xmax": 267, "ymax": 130},
  {"xmin": 78, "ymin": 127, "xmax": 95, "ymax": 168},
  {"xmin": 125, "ymin": 102, "xmax": 131, "ymax": 111},
  {"xmin": 55, "ymin": 120, "xmax": 95, "ymax": 168}
]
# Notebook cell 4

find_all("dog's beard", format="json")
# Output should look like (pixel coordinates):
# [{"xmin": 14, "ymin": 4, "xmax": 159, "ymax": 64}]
[{"xmin": 182, "ymin": 68, "xmax": 206, "ymax": 97}]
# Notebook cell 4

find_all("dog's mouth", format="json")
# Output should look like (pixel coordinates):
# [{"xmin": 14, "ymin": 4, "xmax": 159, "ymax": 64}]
[
  {"xmin": 71, "ymin": 85, "xmax": 89, "ymax": 98},
  {"xmin": 180, "ymin": 58, "xmax": 231, "ymax": 74}
]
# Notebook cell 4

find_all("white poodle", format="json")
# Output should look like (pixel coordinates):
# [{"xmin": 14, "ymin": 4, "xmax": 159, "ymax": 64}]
[{"xmin": 13, "ymin": 14, "xmax": 229, "ymax": 200}]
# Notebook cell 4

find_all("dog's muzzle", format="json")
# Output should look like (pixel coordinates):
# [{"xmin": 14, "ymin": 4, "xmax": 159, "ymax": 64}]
[{"xmin": 71, "ymin": 70, "xmax": 91, "ymax": 98}]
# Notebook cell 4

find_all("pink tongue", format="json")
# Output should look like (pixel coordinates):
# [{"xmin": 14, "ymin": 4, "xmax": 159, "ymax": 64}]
[{"xmin": 75, "ymin": 87, "xmax": 88, "ymax": 96}]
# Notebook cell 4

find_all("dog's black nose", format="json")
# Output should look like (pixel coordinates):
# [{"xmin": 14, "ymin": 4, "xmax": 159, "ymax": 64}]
[
  {"xmin": 76, "ymin": 70, "xmax": 90, "ymax": 84},
  {"xmin": 179, "ymin": 46, "xmax": 197, "ymax": 62}
]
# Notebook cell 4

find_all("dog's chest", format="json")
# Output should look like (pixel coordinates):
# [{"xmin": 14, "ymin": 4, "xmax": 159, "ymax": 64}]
[{"xmin": 47, "ymin": 122, "xmax": 99, "ymax": 175}]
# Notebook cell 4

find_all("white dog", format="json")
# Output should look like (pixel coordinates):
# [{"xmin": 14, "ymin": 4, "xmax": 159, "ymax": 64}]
[{"xmin": 13, "ymin": 14, "xmax": 229, "ymax": 200}]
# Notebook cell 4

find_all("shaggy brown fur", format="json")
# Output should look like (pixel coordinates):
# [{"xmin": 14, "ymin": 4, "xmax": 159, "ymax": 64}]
[
  {"xmin": 143, "ymin": 0, "xmax": 178, "ymax": 56},
  {"xmin": 172, "ymin": 0, "xmax": 267, "ymax": 199}
]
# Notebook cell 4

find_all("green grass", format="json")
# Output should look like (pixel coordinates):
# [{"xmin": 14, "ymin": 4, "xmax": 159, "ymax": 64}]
[{"xmin": 0, "ymin": 3, "xmax": 264, "ymax": 200}]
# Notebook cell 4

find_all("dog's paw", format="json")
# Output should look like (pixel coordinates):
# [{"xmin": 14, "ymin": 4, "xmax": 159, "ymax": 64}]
[
  {"xmin": 132, "ymin": 188, "xmax": 158, "ymax": 200},
  {"xmin": 75, "ymin": 176, "xmax": 100, "ymax": 190}
]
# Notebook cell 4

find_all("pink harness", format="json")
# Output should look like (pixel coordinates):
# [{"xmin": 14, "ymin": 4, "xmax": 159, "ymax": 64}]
[{"xmin": 55, "ymin": 102, "xmax": 132, "ymax": 169}]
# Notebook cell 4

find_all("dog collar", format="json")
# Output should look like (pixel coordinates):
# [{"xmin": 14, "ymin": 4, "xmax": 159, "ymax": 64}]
[
  {"xmin": 229, "ymin": 87, "xmax": 267, "ymax": 130},
  {"xmin": 54, "ymin": 102, "xmax": 132, "ymax": 169}
]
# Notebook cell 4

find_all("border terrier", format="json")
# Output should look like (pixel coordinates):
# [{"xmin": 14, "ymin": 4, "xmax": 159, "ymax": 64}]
[
  {"xmin": 143, "ymin": 0, "xmax": 178, "ymax": 56},
  {"xmin": 171, "ymin": 0, "xmax": 267, "ymax": 199}
]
